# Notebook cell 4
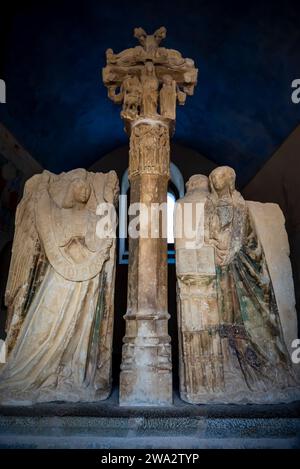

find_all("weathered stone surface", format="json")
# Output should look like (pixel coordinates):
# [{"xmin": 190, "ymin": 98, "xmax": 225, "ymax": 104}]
[
  {"xmin": 0, "ymin": 340, "xmax": 5, "ymax": 365},
  {"xmin": 1, "ymin": 414, "xmax": 300, "ymax": 449},
  {"xmin": 0, "ymin": 169, "xmax": 119, "ymax": 404},
  {"xmin": 175, "ymin": 175, "xmax": 222, "ymax": 403},
  {"xmin": 247, "ymin": 201, "xmax": 298, "ymax": 356},
  {"xmin": 1, "ymin": 389, "xmax": 299, "ymax": 448},
  {"xmin": 175, "ymin": 167, "xmax": 300, "ymax": 404},
  {"xmin": 103, "ymin": 27, "xmax": 197, "ymax": 406},
  {"xmin": 103, "ymin": 26, "xmax": 197, "ymax": 126},
  {"xmin": 120, "ymin": 148, "xmax": 172, "ymax": 406}
]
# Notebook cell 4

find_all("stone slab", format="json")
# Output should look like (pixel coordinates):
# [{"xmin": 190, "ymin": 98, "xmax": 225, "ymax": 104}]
[
  {"xmin": 0, "ymin": 389, "xmax": 299, "ymax": 448},
  {"xmin": 247, "ymin": 201, "xmax": 298, "ymax": 355}
]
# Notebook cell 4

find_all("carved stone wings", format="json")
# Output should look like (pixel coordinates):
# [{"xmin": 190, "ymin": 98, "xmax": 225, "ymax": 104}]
[{"xmin": 4, "ymin": 169, "xmax": 119, "ymax": 352}]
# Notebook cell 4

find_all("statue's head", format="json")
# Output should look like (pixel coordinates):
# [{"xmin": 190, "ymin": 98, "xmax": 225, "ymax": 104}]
[
  {"xmin": 209, "ymin": 166, "xmax": 236, "ymax": 195},
  {"xmin": 144, "ymin": 60, "xmax": 154, "ymax": 74},
  {"xmin": 63, "ymin": 176, "xmax": 91, "ymax": 208},
  {"xmin": 163, "ymin": 74, "xmax": 173, "ymax": 86},
  {"xmin": 72, "ymin": 178, "xmax": 91, "ymax": 204},
  {"xmin": 186, "ymin": 174, "xmax": 209, "ymax": 194}
]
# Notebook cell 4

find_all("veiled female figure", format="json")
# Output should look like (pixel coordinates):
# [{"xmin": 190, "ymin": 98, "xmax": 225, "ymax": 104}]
[
  {"xmin": 140, "ymin": 61, "xmax": 159, "ymax": 116},
  {"xmin": 0, "ymin": 169, "xmax": 119, "ymax": 404},
  {"xmin": 160, "ymin": 75, "xmax": 186, "ymax": 120},
  {"xmin": 203, "ymin": 166, "xmax": 299, "ymax": 402}
]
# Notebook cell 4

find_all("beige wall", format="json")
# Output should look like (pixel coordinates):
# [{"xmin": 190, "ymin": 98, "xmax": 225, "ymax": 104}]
[
  {"xmin": 243, "ymin": 124, "xmax": 300, "ymax": 336},
  {"xmin": 243, "ymin": 124, "xmax": 300, "ymax": 234}
]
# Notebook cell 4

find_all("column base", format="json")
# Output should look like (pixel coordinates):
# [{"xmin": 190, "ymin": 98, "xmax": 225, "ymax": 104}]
[{"xmin": 119, "ymin": 368, "xmax": 173, "ymax": 406}]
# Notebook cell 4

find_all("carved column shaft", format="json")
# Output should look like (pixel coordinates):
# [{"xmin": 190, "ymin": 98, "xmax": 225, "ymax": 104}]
[{"xmin": 119, "ymin": 121, "xmax": 172, "ymax": 405}]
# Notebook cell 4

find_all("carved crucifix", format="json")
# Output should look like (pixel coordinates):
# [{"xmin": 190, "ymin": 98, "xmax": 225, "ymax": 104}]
[
  {"xmin": 103, "ymin": 26, "xmax": 197, "ymax": 127},
  {"xmin": 102, "ymin": 27, "xmax": 197, "ymax": 406}
]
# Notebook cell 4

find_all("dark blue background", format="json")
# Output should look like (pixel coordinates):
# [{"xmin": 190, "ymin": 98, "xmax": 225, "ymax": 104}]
[{"xmin": 0, "ymin": 0, "xmax": 299, "ymax": 186}]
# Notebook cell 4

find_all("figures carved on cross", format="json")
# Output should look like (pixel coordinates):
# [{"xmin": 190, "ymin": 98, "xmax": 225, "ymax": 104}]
[{"xmin": 102, "ymin": 27, "xmax": 198, "ymax": 126}]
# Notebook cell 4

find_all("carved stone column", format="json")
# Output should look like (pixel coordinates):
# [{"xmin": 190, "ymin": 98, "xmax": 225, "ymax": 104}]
[
  {"xmin": 102, "ymin": 26, "xmax": 197, "ymax": 405},
  {"xmin": 119, "ymin": 119, "xmax": 172, "ymax": 405}
]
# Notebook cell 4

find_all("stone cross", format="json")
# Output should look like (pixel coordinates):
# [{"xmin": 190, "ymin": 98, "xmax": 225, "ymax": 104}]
[{"xmin": 103, "ymin": 27, "xmax": 197, "ymax": 406}]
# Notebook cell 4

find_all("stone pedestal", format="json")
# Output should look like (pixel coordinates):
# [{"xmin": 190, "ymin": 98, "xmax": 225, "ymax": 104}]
[{"xmin": 119, "ymin": 119, "xmax": 172, "ymax": 406}]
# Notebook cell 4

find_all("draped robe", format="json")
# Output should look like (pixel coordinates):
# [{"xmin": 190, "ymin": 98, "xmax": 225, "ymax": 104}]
[
  {"xmin": 195, "ymin": 191, "xmax": 299, "ymax": 402},
  {"xmin": 0, "ymin": 170, "xmax": 118, "ymax": 404}
]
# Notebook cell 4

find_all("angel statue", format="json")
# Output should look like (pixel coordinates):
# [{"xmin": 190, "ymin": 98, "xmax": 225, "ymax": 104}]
[
  {"xmin": 175, "ymin": 167, "xmax": 300, "ymax": 404},
  {"xmin": 0, "ymin": 168, "xmax": 119, "ymax": 404}
]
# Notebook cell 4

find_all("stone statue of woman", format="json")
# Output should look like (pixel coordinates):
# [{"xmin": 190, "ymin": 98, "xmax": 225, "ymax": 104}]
[
  {"xmin": 140, "ymin": 61, "xmax": 159, "ymax": 117},
  {"xmin": 176, "ymin": 166, "xmax": 300, "ymax": 403},
  {"xmin": 160, "ymin": 75, "xmax": 186, "ymax": 120},
  {"xmin": 0, "ymin": 168, "xmax": 119, "ymax": 404}
]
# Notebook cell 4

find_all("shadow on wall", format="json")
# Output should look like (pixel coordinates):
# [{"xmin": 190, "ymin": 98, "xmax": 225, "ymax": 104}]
[{"xmin": 243, "ymin": 124, "xmax": 300, "ymax": 337}]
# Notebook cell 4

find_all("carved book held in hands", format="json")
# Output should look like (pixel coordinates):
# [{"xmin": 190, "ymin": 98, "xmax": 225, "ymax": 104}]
[{"xmin": 175, "ymin": 168, "xmax": 300, "ymax": 404}]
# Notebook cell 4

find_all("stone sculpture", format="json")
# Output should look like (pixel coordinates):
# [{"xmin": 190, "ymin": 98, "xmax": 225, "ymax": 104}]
[
  {"xmin": 0, "ymin": 168, "xmax": 119, "ymax": 404},
  {"xmin": 140, "ymin": 61, "xmax": 159, "ymax": 117},
  {"xmin": 103, "ymin": 27, "xmax": 197, "ymax": 405},
  {"xmin": 108, "ymin": 75, "xmax": 142, "ymax": 120},
  {"xmin": 160, "ymin": 75, "xmax": 186, "ymax": 120},
  {"xmin": 175, "ymin": 167, "xmax": 300, "ymax": 404},
  {"xmin": 246, "ymin": 201, "xmax": 298, "ymax": 357},
  {"xmin": 103, "ymin": 26, "xmax": 197, "ymax": 125}
]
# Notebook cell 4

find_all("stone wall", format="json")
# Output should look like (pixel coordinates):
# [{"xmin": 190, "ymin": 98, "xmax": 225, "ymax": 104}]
[{"xmin": 243, "ymin": 125, "xmax": 300, "ymax": 337}]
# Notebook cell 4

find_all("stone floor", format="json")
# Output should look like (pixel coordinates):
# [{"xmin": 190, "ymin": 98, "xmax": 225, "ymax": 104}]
[{"xmin": 0, "ymin": 388, "xmax": 299, "ymax": 449}]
